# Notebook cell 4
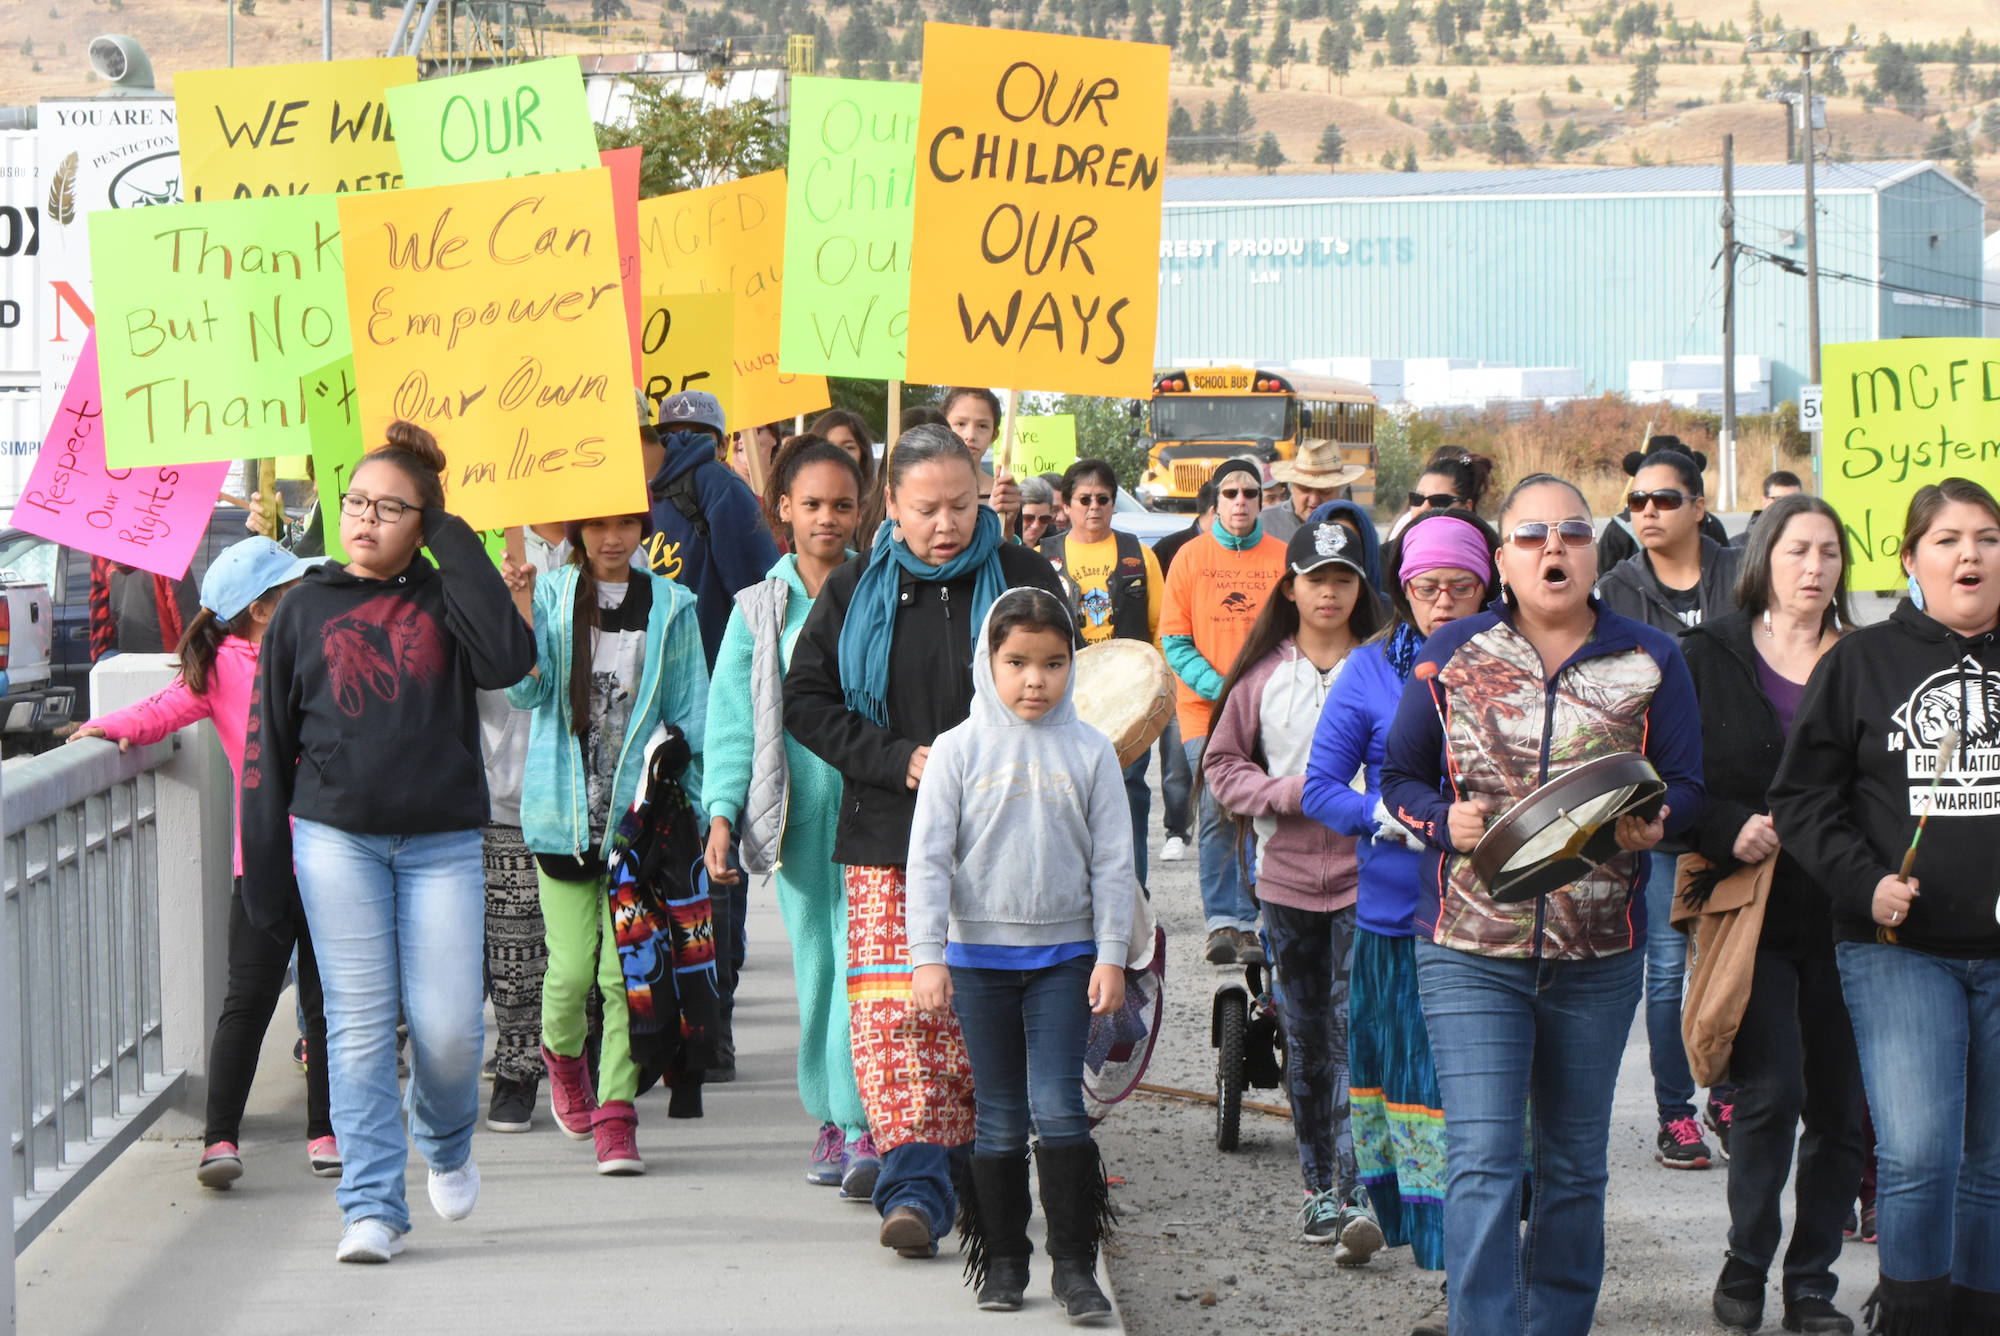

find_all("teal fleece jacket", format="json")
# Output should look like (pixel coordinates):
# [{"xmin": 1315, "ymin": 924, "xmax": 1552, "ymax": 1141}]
[{"xmin": 507, "ymin": 559, "xmax": 708, "ymax": 863}]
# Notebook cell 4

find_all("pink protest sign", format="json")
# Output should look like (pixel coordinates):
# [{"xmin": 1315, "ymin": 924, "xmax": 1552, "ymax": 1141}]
[
  {"xmin": 601, "ymin": 146, "xmax": 644, "ymax": 384},
  {"xmin": 9, "ymin": 331, "xmax": 230, "ymax": 580}
]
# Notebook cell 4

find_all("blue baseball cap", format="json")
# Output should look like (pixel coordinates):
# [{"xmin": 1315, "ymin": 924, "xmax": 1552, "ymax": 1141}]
[
  {"xmin": 200, "ymin": 537, "xmax": 319, "ymax": 623},
  {"xmin": 655, "ymin": 389, "xmax": 726, "ymax": 440}
]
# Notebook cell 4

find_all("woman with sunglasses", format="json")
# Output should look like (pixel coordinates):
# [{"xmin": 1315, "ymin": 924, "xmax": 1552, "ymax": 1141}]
[
  {"xmin": 1386, "ymin": 448, "xmax": 1494, "ymax": 541},
  {"xmin": 1381, "ymin": 474, "xmax": 1704, "ymax": 1336},
  {"xmin": 1597, "ymin": 444, "xmax": 1742, "ymax": 1173},
  {"xmin": 1598, "ymin": 438, "xmax": 1733, "ymax": 570}
]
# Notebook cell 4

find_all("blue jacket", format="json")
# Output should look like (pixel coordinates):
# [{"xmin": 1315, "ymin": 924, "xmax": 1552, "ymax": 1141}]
[
  {"xmin": 507, "ymin": 560, "xmax": 708, "ymax": 863},
  {"xmin": 642, "ymin": 429, "xmax": 782, "ymax": 670},
  {"xmin": 1379, "ymin": 598, "xmax": 1704, "ymax": 960},
  {"xmin": 1301, "ymin": 641, "xmax": 1422, "ymax": 937},
  {"xmin": 1307, "ymin": 499, "xmax": 1385, "ymax": 594}
]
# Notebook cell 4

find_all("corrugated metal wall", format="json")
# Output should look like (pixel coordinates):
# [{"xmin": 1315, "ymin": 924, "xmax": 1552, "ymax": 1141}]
[
  {"xmin": 1155, "ymin": 176, "xmax": 1980, "ymax": 405},
  {"xmin": 0, "ymin": 131, "xmax": 36, "ymax": 389},
  {"xmin": 1875, "ymin": 171, "xmax": 1985, "ymax": 339},
  {"xmin": 0, "ymin": 391, "xmax": 43, "ymax": 514}
]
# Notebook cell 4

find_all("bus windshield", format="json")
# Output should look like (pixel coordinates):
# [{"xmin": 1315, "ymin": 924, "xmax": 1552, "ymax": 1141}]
[{"xmin": 1152, "ymin": 395, "xmax": 1292, "ymax": 442}]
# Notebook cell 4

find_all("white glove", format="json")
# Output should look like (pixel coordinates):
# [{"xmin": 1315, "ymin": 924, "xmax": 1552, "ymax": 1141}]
[{"xmin": 1372, "ymin": 798, "xmax": 1428, "ymax": 852}]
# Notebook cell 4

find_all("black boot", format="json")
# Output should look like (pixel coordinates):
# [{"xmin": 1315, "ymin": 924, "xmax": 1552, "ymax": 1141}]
[
  {"xmin": 1862, "ymin": 1277, "xmax": 1954, "ymax": 1336},
  {"xmin": 1950, "ymin": 1285, "xmax": 2000, "ymax": 1336},
  {"xmin": 1714, "ymin": 1255, "xmax": 1767, "ymax": 1332},
  {"xmin": 1034, "ymin": 1140, "xmax": 1117, "ymax": 1326},
  {"xmin": 962, "ymin": 1153, "xmax": 1034, "ymax": 1311}
]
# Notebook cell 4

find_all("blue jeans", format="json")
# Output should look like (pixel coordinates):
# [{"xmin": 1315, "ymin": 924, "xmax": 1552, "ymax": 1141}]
[
  {"xmin": 1643, "ymin": 851, "xmax": 1697, "ymax": 1124},
  {"xmin": 1123, "ymin": 753, "xmax": 1151, "ymax": 890},
  {"xmin": 293, "ymin": 820, "xmax": 486, "ymax": 1235},
  {"xmin": 1415, "ymin": 941, "xmax": 1643, "ymax": 1336},
  {"xmin": 1159, "ymin": 718, "xmax": 1191, "ymax": 842},
  {"xmin": 874, "ymin": 1141, "xmax": 969, "ymax": 1245},
  {"xmin": 1836, "ymin": 942, "xmax": 2000, "ymax": 1289},
  {"xmin": 1185, "ymin": 734, "xmax": 1258, "ymax": 934},
  {"xmin": 950, "ymin": 955, "xmax": 1095, "ymax": 1155}
]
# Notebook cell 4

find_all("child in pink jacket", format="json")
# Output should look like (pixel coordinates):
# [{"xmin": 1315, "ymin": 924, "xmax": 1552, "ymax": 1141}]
[{"xmin": 72, "ymin": 537, "xmax": 329, "ymax": 1188}]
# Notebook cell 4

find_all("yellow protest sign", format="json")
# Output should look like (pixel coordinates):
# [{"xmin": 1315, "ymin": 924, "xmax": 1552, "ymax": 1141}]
[
  {"xmin": 907, "ymin": 23, "xmax": 1167, "ymax": 398},
  {"xmin": 638, "ymin": 170, "xmax": 828, "ymax": 429},
  {"xmin": 1822, "ymin": 337, "xmax": 2000, "ymax": 591},
  {"xmin": 175, "ymin": 57, "xmax": 417, "ymax": 201},
  {"xmin": 640, "ymin": 294, "xmax": 736, "ymax": 426},
  {"xmin": 336, "ymin": 168, "xmax": 649, "ymax": 530}
]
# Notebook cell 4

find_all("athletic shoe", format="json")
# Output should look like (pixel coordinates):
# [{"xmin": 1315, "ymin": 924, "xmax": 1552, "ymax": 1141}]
[
  {"xmin": 879, "ymin": 1204, "xmax": 934, "ymax": 1258},
  {"xmin": 1705, "ymin": 1098, "xmax": 1735, "ymax": 1161},
  {"xmin": 1857, "ymin": 1205, "xmax": 1876, "ymax": 1244},
  {"xmin": 1782, "ymin": 1296, "xmax": 1855, "ymax": 1333},
  {"xmin": 1332, "ymin": 1202, "xmax": 1386, "ymax": 1268},
  {"xmin": 1297, "ymin": 1188, "xmax": 1343, "ymax": 1244},
  {"xmin": 807, "ymin": 1123, "xmax": 845, "ymax": 1185},
  {"xmin": 541, "ymin": 1042, "xmax": 598, "ymax": 1140},
  {"xmin": 839, "ymin": 1132, "xmax": 881, "ymax": 1201},
  {"xmin": 486, "ymin": 1076, "xmax": 536, "ymax": 1133},
  {"xmin": 1713, "ymin": 1255, "xmax": 1766, "ymax": 1332},
  {"xmin": 1205, "ymin": 929, "xmax": 1237, "ymax": 965},
  {"xmin": 1161, "ymin": 835, "xmax": 1190, "ymax": 863},
  {"xmin": 593, "ymin": 1101, "xmax": 644, "ymax": 1176},
  {"xmin": 1843, "ymin": 1205, "xmax": 1859, "ymax": 1239},
  {"xmin": 293, "ymin": 1037, "xmax": 308, "ymax": 1076},
  {"xmin": 427, "ymin": 1160, "xmax": 480, "ymax": 1221},
  {"xmin": 1656, "ymin": 1117, "xmax": 1713, "ymax": 1169},
  {"xmin": 335, "ymin": 1218, "xmax": 404, "ymax": 1264},
  {"xmin": 196, "ymin": 1141, "xmax": 243, "ymax": 1189},
  {"xmin": 1233, "ymin": 927, "xmax": 1267, "ymax": 966},
  {"xmin": 307, "ymin": 1136, "xmax": 342, "ymax": 1178}
]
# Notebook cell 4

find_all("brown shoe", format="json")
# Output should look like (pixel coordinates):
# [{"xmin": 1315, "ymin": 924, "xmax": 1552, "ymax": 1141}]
[
  {"xmin": 878, "ymin": 1204, "xmax": 935, "ymax": 1258},
  {"xmin": 1204, "ymin": 929, "xmax": 1237, "ymax": 965},
  {"xmin": 1233, "ymin": 927, "xmax": 1266, "ymax": 965}
]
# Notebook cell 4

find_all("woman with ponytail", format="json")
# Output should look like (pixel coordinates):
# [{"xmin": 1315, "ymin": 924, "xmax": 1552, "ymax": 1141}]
[{"xmin": 240, "ymin": 422, "xmax": 536, "ymax": 1265}]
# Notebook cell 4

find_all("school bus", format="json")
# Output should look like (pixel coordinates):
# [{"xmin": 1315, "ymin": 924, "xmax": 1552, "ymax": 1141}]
[{"xmin": 1135, "ymin": 366, "xmax": 1378, "ymax": 512}]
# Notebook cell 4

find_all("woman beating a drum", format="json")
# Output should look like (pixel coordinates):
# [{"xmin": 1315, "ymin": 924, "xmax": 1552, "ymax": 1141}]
[
  {"xmin": 1301, "ymin": 506, "xmax": 1503, "ymax": 1333},
  {"xmin": 1379, "ymin": 473, "xmax": 1705, "ymax": 1336},
  {"xmin": 783, "ymin": 424, "xmax": 1068, "ymax": 1260},
  {"xmin": 1770, "ymin": 476, "xmax": 2000, "ymax": 1336}
]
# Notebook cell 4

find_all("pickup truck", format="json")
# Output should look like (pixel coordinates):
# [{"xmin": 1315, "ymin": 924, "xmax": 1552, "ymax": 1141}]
[{"xmin": 0, "ymin": 578, "xmax": 73, "ymax": 752}]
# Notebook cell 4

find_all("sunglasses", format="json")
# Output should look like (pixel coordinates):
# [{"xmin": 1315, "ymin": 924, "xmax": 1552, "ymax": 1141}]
[
  {"xmin": 1217, "ymin": 487, "xmax": 1259, "ymax": 500},
  {"xmin": 1070, "ymin": 493, "xmax": 1115, "ymax": 508},
  {"xmin": 1627, "ymin": 489, "xmax": 1689, "ymax": 513},
  {"xmin": 1507, "ymin": 520, "xmax": 1596, "ymax": 549},
  {"xmin": 1408, "ymin": 491, "xmax": 1464, "ymax": 510}
]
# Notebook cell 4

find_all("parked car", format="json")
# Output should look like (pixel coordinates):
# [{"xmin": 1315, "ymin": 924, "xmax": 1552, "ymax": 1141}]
[
  {"xmin": 1110, "ymin": 487, "xmax": 1186, "ymax": 547},
  {"xmin": 0, "ymin": 578, "xmax": 70, "ymax": 751}
]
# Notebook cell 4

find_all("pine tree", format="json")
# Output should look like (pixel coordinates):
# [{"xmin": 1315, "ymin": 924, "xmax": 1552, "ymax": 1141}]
[
  {"xmin": 1265, "ymin": 14, "xmax": 1292, "ymax": 80},
  {"xmin": 1427, "ymin": 121, "xmax": 1454, "ymax": 156},
  {"xmin": 1168, "ymin": 100, "xmax": 1198, "ymax": 160},
  {"xmin": 1314, "ymin": 119, "xmax": 1345, "ymax": 162},
  {"xmin": 1211, "ymin": 26, "xmax": 1229, "ymax": 57},
  {"xmin": 1183, "ymin": 21, "xmax": 1205, "ymax": 60},
  {"xmin": 1231, "ymin": 32, "xmax": 1252, "ymax": 80},
  {"xmin": 1429, "ymin": 0, "xmax": 1455, "ymax": 57},
  {"xmin": 1198, "ymin": 99, "xmax": 1223, "ymax": 163},
  {"xmin": 1255, "ymin": 131, "xmax": 1286, "ymax": 171},
  {"xmin": 1161, "ymin": 0, "xmax": 1182, "ymax": 46},
  {"xmin": 1402, "ymin": 144, "xmax": 1418, "ymax": 170},
  {"xmin": 1385, "ymin": 10, "xmax": 1417, "ymax": 64},
  {"xmin": 1627, "ymin": 45, "xmax": 1661, "ymax": 115},
  {"xmin": 1222, "ymin": 83, "xmax": 1255, "ymax": 159},
  {"xmin": 1488, "ymin": 97, "xmax": 1534, "ymax": 161}
]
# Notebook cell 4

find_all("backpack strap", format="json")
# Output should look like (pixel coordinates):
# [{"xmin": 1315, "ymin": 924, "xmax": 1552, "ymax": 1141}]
[{"xmin": 657, "ymin": 468, "xmax": 712, "ymax": 545}]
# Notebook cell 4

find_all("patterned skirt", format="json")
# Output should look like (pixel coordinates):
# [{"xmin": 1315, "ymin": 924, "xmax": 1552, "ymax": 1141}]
[
  {"xmin": 844, "ymin": 864, "xmax": 976, "ymax": 1155},
  {"xmin": 1350, "ymin": 927, "xmax": 1447, "ymax": 1270}
]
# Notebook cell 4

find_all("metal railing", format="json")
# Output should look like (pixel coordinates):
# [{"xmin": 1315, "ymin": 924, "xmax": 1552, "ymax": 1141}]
[{"xmin": 3, "ymin": 738, "xmax": 184, "ymax": 1253}]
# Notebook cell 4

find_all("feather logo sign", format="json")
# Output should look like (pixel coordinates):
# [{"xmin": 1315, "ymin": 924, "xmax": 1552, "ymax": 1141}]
[{"xmin": 46, "ymin": 152, "xmax": 78, "ymax": 227}]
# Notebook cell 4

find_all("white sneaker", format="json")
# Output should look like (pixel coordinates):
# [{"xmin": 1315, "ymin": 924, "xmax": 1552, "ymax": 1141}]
[
  {"xmin": 1161, "ymin": 835, "xmax": 1190, "ymax": 863},
  {"xmin": 428, "ymin": 1159, "xmax": 480, "ymax": 1222},
  {"xmin": 335, "ymin": 1218, "xmax": 404, "ymax": 1263}
]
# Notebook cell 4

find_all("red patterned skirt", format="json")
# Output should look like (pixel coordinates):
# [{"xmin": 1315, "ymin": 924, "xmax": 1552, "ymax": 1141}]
[{"xmin": 844, "ymin": 864, "xmax": 976, "ymax": 1154}]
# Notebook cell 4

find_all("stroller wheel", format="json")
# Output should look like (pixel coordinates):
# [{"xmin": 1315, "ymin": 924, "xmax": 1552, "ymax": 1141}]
[{"xmin": 1215, "ymin": 991, "xmax": 1246, "ymax": 1151}]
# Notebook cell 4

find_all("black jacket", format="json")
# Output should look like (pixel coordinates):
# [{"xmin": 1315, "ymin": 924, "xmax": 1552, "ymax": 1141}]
[
  {"xmin": 783, "ymin": 542, "xmax": 1067, "ymax": 867},
  {"xmin": 1152, "ymin": 519, "xmax": 1202, "ymax": 576},
  {"xmin": 1769, "ymin": 600, "xmax": 2000, "ymax": 958},
  {"xmin": 1598, "ymin": 510, "xmax": 1731, "ymax": 570},
  {"xmin": 1680, "ymin": 611, "xmax": 1832, "ymax": 956},
  {"xmin": 240, "ymin": 509, "xmax": 538, "ymax": 931},
  {"xmin": 1596, "ymin": 536, "xmax": 1742, "ymax": 636}
]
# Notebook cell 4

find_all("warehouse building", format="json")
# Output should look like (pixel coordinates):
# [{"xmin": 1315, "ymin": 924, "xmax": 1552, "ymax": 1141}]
[{"xmin": 1156, "ymin": 162, "xmax": 1984, "ymax": 405}]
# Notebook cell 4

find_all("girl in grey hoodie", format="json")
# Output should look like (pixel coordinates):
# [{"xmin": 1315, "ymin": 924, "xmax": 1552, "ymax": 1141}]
[{"xmin": 906, "ymin": 587, "xmax": 1132, "ymax": 1323}]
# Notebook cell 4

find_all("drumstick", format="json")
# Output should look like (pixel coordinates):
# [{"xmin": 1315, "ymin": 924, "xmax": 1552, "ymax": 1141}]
[{"xmin": 1887, "ymin": 724, "xmax": 1957, "ymax": 943}]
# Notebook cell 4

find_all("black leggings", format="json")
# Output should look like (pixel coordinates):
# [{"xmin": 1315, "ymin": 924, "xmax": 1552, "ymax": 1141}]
[{"xmin": 204, "ymin": 882, "xmax": 332, "ymax": 1146}]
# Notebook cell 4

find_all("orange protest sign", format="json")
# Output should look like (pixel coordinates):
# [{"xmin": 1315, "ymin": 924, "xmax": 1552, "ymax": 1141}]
[
  {"xmin": 638, "ymin": 170, "xmax": 828, "ymax": 430},
  {"xmin": 336, "ymin": 168, "xmax": 648, "ymax": 530},
  {"xmin": 907, "ymin": 23, "xmax": 1167, "ymax": 398}
]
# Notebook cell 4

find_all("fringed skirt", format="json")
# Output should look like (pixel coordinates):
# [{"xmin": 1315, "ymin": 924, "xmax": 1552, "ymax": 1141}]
[{"xmin": 1350, "ymin": 927, "xmax": 1447, "ymax": 1271}]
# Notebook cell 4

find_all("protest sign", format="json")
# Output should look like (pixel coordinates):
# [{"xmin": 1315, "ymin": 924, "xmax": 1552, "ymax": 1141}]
[
  {"xmin": 780, "ymin": 77, "xmax": 917, "ymax": 380},
  {"xmin": 2, "ymin": 148, "xmax": 36, "ymax": 384},
  {"xmin": 34, "ymin": 99, "xmax": 181, "ymax": 427},
  {"xmin": 601, "ymin": 146, "xmax": 644, "ymax": 384},
  {"xmin": 175, "ymin": 57, "xmax": 418, "ymax": 202},
  {"xmin": 389, "ymin": 58, "xmax": 601, "ymax": 188},
  {"xmin": 907, "ymin": 24, "xmax": 1166, "ymax": 398},
  {"xmin": 1013, "ymin": 413, "xmax": 1077, "ymax": 476},
  {"xmin": 89, "ymin": 193, "xmax": 349, "ymax": 467},
  {"xmin": 1822, "ymin": 337, "xmax": 2000, "ymax": 591},
  {"xmin": 640, "ymin": 293, "xmax": 735, "ymax": 424},
  {"xmin": 337, "ymin": 168, "xmax": 646, "ymax": 530},
  {"xmin": 302, "ymin": 353, "xmax": 363, "ymax": 562},
  {"xmin": 9, "ymin": 330, "xmax": 228, "ymax": 579},
  {"xmin": 638, "ymin": 169, "xmax": 827, "ymax": 429}
]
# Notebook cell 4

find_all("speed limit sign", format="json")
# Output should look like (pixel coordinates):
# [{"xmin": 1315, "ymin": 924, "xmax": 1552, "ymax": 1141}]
[{"xmin": 1799, "ymin": 383, "xmax": 1823, "ymax": 434}]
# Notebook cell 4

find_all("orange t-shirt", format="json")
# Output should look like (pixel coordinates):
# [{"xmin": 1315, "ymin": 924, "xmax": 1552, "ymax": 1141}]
[{"xmin": 1159, "ymin": 528, "xmax": 1289, "ymax": 738}]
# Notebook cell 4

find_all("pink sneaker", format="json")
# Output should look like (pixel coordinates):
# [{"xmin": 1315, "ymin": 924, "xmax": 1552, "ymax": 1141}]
[
  {"xmin": 541, "ymin": 1042, "xmax": 598, "ymax": 1141},
  {"xmin": 197, "ymin": 1141, "xmax": 242, "ymax": 1189},
  {"xmin": 593, "ymin": 1101, "xmax": 644, "ymax": 1176},
  {"xmin": 307, "ymin": 1135, "xmax": 342, "ymax": 1178}
]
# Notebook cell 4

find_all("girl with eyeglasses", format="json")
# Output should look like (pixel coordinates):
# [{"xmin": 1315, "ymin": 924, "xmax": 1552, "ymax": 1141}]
[
  {"xmin": 240, "ymin": 422, "xmax": 537, "ymax": 1265},
  {"xmin": 1381, "ymin": 474, "xmax": 1705, "ymax": 1336}
]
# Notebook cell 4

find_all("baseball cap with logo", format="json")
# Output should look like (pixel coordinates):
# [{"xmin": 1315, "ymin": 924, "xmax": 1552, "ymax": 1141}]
[
  {"xmin": 655, "ymin": 390, "xmax": 727, "ymax": 441},
  {"xmin": 1287, "ymin": 519, "xmax": 1368, "ymax": 580}
]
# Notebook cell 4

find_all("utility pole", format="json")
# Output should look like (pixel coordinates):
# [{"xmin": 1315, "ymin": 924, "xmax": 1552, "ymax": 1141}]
[
  {"xmin": 1721, "ymin": 133, "xmax": 1738, "ymax": 509},
  {"xmin": 1799, "ymin": 33, "xmax": 1820, "ymax": 392}
]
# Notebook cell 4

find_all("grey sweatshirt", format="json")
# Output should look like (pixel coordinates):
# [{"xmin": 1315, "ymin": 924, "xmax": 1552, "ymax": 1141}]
[{"xmin": 905, "ymin": 590, "xmax": 1136, "ymax": 970}]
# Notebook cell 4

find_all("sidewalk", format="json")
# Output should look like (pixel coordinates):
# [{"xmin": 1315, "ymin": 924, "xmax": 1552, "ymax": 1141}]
[{"xmin": 17, "ymin": 887, "xmax": 1123, "ymax": 1335}]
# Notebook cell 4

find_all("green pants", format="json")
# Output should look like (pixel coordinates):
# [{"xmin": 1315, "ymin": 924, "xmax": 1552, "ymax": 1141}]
[
  {"xmin": 773, "ymin": 857, "xmax": 868, "ymax": 1141},
  {"xmin": 538, "ymin": 870, "xmax": 637, "ymax": 1106}
]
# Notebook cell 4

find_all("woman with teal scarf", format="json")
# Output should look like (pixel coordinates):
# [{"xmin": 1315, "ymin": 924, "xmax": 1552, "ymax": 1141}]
[{"xmin": 785, "ymin": 425, "xmax": 1068, "ymax": 1261}]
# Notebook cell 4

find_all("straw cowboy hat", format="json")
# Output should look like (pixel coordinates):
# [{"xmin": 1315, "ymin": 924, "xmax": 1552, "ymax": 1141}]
[{"xmin": 1270, "ymin": 438, "xmax": 1367, "ymax": 488}]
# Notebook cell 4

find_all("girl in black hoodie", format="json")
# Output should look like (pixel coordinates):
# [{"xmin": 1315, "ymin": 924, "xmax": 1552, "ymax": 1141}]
[
  {"xmin": 1770, "ymin": 476, "xmax": 2000, "ymax": 1336},
  {"xmin": 241, "ymin": 422, "xmax": 536, "ymax": 1267}
]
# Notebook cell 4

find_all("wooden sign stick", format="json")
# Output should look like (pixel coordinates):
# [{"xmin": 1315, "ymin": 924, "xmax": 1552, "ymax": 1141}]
[
  {"xmin": 257, "ymin": 459, "xmax": 282, "ymax": 540},
  {"xmin": 995, "ymin": 387, "xmax": 1019, "ymax": 540},
  {"xmin": 886, "ymin": 380, "xmax": 903, "ymax": 442},
  {"xmin": 504, "ymin": 526, "xmax": 534, "ymax": 626}
]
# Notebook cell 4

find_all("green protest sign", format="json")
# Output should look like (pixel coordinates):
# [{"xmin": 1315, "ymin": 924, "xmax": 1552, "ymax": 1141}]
[
  {"xmin": 1821, "ymin": 336, "xmax": 2000, "ymax": 591},
  {"xmin": 388, "ymin": 57, "xmax": 600, "ymax": 188},
  {"xmin": 780, "ymin": 77, "xmax": 917, "ymax": 380},
  {"xmin": 90, "ymin": 193, "xmax": 350, "ymax": 467},
  {"xmin": 1013, "ymin": 414, "xmax": 1077, "ymax": 477}
]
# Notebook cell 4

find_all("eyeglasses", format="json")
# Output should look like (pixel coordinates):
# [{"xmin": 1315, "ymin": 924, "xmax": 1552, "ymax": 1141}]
[
  {"xmin": 1217, "ymin": 487, "xmax": 1258, "ymax": 501},
  {"xmin": 1506, "ymin": 520, "xmax": 1596, "ymax": 549},
  {"xmin": 1627, "ymin": 488, "xmax": 1688, "ymax": 513},
  {"xmin": 1406, "ymin": 577, "xmax": 1484, "ymax": 603},
  {"xmin": 1408, "ymin": 491, "xmax": 1465, "ymax": 510},
  {"xmin": 1071, "ymin": 493, "xmax": 1115, "ymax": 509},
  {"xmin": 339, "ymin": 492, "xmax": 418, "ymax": 523}
]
